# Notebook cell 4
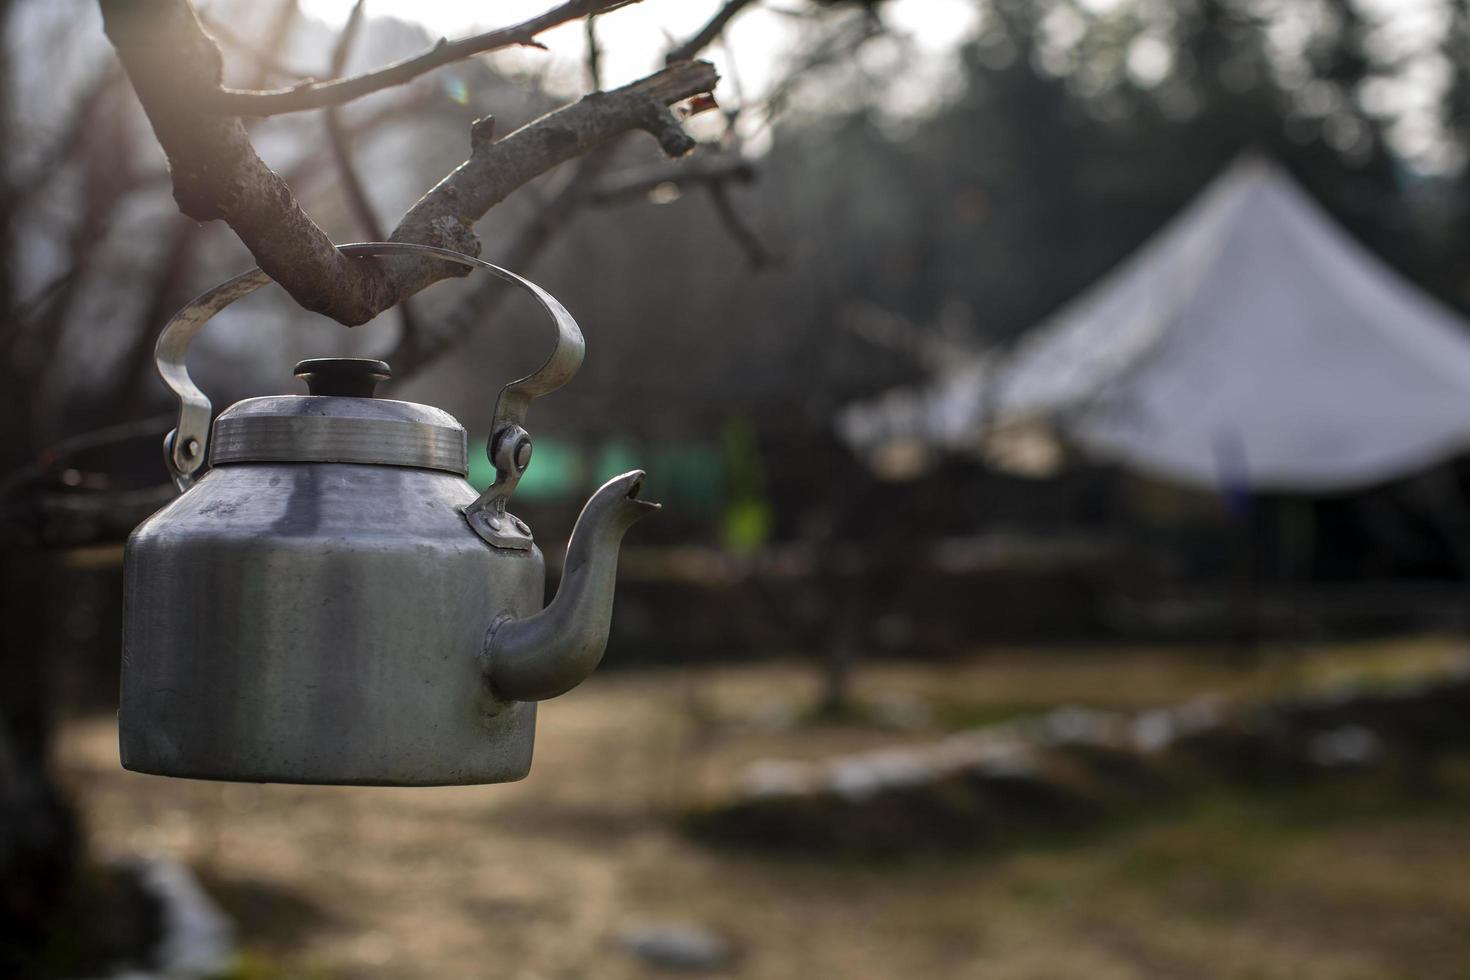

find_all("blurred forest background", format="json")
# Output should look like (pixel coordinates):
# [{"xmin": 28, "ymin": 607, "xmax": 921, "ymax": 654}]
[
  {"xmin": 7, "ymin": 0, "xmax": 1470, "ymax": 977},
  {"xmin": 10, "ymin": 0, "xmax": 1470, "ymax": 662}
]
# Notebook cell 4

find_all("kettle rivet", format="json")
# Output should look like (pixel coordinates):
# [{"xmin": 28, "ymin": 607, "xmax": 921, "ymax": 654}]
[
  {"xmin": 183, "ymin": 438, "xmax": 200, "ymax": 459},
  {"xmin": 511, "ymin": 516, "xmax": 530, "ymax": 534},
  {"xmin": 513, "ymin": 438, "xmax": 533, "ymax": 472},
  {"xmin": 487, "ymin": 515, "xmax": 504, "ymax": 529}
]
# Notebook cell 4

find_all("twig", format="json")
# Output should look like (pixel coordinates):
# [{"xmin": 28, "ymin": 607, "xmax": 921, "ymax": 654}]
[
  {"xmin": 0, "ymin": 415, "xmax": 174, "ymax": 499},
  {"xmin": 323, "ymin": 110, "xmax": 387, "ymax": 237},
  {"xmin": 389, "ymin": 0, "xmax": 768, "ymax": 375},
  {"xmin": 324, "ymin": 0, "xmax": 379, "ymax": 240},
  {"xmin": 585, "ymin": 13, "xmax": 603, "ymax": 90},
  {"xmin": 387, "ymin": 145, "xmax": 619, "ymax": 378},
  {"xmin": 100, "ymin": 0, "xmax": 718, "ymax": 325},
  {"xmin": 841, "ymin": 301, "xmax": 983, "ymax": 373},
  {"xmin": 665, "ymin": 0, "xmax": 760, "ymax": 64},
  {"xmin": 19, "ymin": 87, "xmax": 140, "ymax": 379},
  {"xmin": 207, "ymin": 0, "xmax": 643, "ymax": 117},
  {"xmin": 386, "ymin": 76, "xmax": 726, "ymax": 380},
  {"xmin": 742, "ymin": 13, "xmax": 882, "ymax": 142},
  {"xmin": 202, "ymin": 14, "xmax": 315, "ymax": 82},
  {"xmin": 586, "ymin": 153, "xmax": 755, "ymax": 205},
  {"xmin": 246, "ymin": 0, "xmax": 301, "ymax": 89},
  {"xmin": 10, "ymin": 62, "xmax": 123, "ymax": 205},
  {"xmin": 322, "ymin": 1, "xmax": 427, "ymax": 353},
  {"xmin": 107, "ymin": 218, "xmax": 204, "ymax": 406},
  {"xmin": 705, "ymin": 179, "xmax": 777, "ymax": 269},
  {"xmin": 11, "ymin": 270, "xmax": 82, "ymax": 328},
  {"xmin": 100, "ymin": 0, "xmax": 301, "ymax": 406},
  {"xmin": 326, "ymin": 0, "xmax": 366, "ymax": 77},
  {"xmin": 380, "ymin": 60, "xmax": 718, "ymax": 324}
]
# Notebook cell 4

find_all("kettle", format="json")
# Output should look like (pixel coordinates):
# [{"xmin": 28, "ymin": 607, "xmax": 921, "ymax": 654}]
[{"xmin": 120, "ymin": 243, "xmax": 658, "ymax": 786}]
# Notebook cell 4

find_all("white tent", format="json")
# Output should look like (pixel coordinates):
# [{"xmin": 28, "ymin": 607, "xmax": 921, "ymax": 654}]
[{"xmin": 839, "ymin": 156, "xmax": 1470, "ymax": 492}]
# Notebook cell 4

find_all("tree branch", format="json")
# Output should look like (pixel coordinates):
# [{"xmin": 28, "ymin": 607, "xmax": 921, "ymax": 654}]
[
  {"xmin": 99, "ymin": 0, "xmax": 717, "ymax": 326},
  {"xmin": 101, "ymin": 0, "xmax": 397, "ymax": 321},
  {"xmin": 586, "ymin": 152, "xmax": 755, "ymax": 205},
  {"xmin": 202, "ymin": 15, "xmax": 314, "ymax": 83},
  {"xmin": 666, "ymin": 0, "xmax": 760, "ymax": 63},
  {"xmin": 705, "ymin": 179, "xmax": 777, "ymax": 269},
  {"xmin": 323, "ymin": 0, "xmax": 378, "ymax": 239},
  {"xmin": 207, "ymin": 0, "xmax": 642, "ymax": 117},
  {"xmin": 388, "ymin": 144, "xmax": 619, "ymax": 377},
  {"xmin": 322, "ymin": 1, "xmax": 427, "ymax": 360},
  {"xmin": 11, "ymin": 62, "xmax": 124, "ymax": 202},
  {"xmin": 390, "ymin": 98, "xmax": 730, "ymax": 378},
  {"xmin": 383, "ymin": 60, "xmax": 718, "ymax": 304},
  {"xmin": 245, "ymin": 0, "xmax": 300, "ymax": 90},
  {"xmin": 584, "ymin": 13, "xmax": 603, "ymax": 90},
  {"xmin": 0, "ymin": 415, "xmax": 174, "ymax": 500}
]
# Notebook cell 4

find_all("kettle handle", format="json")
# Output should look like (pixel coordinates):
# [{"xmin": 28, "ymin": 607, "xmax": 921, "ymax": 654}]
[{"xmin": 155, "ymin": 242, "xmax": 585, "ymax": 495}]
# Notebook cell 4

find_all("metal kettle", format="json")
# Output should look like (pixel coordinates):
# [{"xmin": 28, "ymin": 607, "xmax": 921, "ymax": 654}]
[{"xmin": 120, "ymin": 243, "xmax": 658, "ymax": 786}]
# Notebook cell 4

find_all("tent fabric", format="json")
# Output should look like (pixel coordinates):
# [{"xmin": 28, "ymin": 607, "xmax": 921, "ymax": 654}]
[{"xmin": 838, "ymin": 156, "xmax": 1470, "ymax": 492}]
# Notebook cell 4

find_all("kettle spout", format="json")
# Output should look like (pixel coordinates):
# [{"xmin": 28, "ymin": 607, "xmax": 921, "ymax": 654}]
[{"xmin": 485, "ymin": 471, "xmax": 660, "ymax": 701}]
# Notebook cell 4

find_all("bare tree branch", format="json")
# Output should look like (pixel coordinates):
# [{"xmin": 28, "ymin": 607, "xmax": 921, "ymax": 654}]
[
  {"xmin": 102, "ymin": 0, "xmax": 300, "ymax": 407},
  {"xmin": 705, "ymin": 179, "xmax": 777, "ymax": 269},
  {"xmin": 206, "ymin": 0, "xmax": 642, "ymax": 117},
  {"xmin": 666, "ymin": 0, "xmax": 760, "ymax": 64},
  {"xmin": 390, "ymin": 114, "xmax": 732, "ymax": 379},
  {"xmin": 323, "ymin": 0, "xmax": 378, "ymax": 238},
  {"xmin": 108, "ymin": 218, "xmax": 204, "ymax": 405},
  {"xmin": 322, "ymin": 1, "xmax": 427, "ymax": 357},
  {"xmin": 0, "ymin": 414, "xmax": 173, "ymax": 500},
  {"xmin": 10, "ymin": 62, "xmax": 123, "ymax": 206},
  {"xmin": 587, "ymin": 152, "xmax": 755, "ymax": 204},
  {"xmin": 584, "ymin": 13, "xmax": 603, "ymax": 90},
  {"xmin": 99, "ymin": 0, "xmax": 717, "ymax": 326},
  {"xmin": 246, "ymin": 0, "xmax": 301, "ymax": 89},
  {"xmin": 388, "ymin": 143, "xmax": 620, "ymax": 376},
  {"xmin": 202, "ymin": 15, "xmax": 315, "ymax": 83},
  {"xmin": 17, "ymin": 86, "xmax": 139, "ymax": 386},
  {"xmin": 101, "ymin": 0, "xmax": 397, "ymax": 320}
]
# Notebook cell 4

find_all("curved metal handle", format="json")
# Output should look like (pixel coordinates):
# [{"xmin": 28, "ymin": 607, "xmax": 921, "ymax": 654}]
[{"xmin": 155, "ymin": 242, "xmax": 585, "ymax": 500}]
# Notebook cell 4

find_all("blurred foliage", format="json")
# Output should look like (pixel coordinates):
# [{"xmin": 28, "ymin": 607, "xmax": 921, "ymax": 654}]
[
  {"xmin": 757, "ymin": 0, "xmax": 1469, "ymax": 370},
  {"xmin": 720, "ymin": 416, "xmax": 773, "ymax": 553}
]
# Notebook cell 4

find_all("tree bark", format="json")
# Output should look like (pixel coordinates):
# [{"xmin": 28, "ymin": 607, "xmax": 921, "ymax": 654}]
[{"xmin": 98, "ymin": 0, "xmax": 717, "ymax": 325}]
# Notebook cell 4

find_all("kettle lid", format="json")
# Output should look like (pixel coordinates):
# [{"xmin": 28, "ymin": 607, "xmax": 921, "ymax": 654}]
[{"xmin": 208, "ymin": 358, "xmax": 467, "ymax": 475}]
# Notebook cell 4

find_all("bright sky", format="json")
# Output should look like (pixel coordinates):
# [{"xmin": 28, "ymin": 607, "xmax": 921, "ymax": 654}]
[
  {"xmin": 297, "ymin": 0, "xmax": 982, "ymax": 116},
  {"xmin": 297, "ymin": 0, "xmax": 1455, "ymax": 171}
]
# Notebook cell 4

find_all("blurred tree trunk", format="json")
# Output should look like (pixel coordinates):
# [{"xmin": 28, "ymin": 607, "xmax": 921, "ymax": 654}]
[
  {"xmin": 0, "ymin": 545, "xmax": 80, "ymax": 975},
  {"xmin": 817, "ymin": 584, "xmax": 860, "ymax": 717},
  {"xmin": 0, "ymin": 3, "xmax": 87, "ymax": 969},
  {"xmin": 0, "ymin": 0, "xmax": 83, "ymax": 968}
]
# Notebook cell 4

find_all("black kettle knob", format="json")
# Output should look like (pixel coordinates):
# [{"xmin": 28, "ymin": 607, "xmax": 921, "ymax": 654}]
[{"xmin": 293, "ymin": 358, "xmax": 392, "ymax": 397}]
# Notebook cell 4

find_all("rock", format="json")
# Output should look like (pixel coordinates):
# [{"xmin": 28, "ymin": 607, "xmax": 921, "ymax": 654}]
[
  {"xmin": 92, "ymin": 855, "xmax": 234, "ymax": 980},
  {"xmin": 739, "ymin": 759, "xmax": 815, "ymax": 798},
  {"xmin": 1308, "ymin": 724, "xmax": 1384, "ymax": 768},
  {"xmin": 1129, "ymin": 698, "xmax": 1225, "ymax": 754},
  {"xmin": 617, "ymin": 921, "xmax": 734, "ymax": 972},
  {"xmin": 685, "ymin": 670, "xmax": 1470, "ymax": 857},
  {"xmin": 1032, "ymin": 705, "xmax": 1125, "ymax": 747},
  {"xmin": 827, "ymin": 749, "xmax": 934, "ymax": 802},
  {"xmin": 136, "ymin": 856, "xmax": 234, "ymax": 980}
]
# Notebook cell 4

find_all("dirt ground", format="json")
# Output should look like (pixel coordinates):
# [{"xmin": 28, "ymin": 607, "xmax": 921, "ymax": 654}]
[{"xmin": 55, "ymin": 638, "xmax": 1470, "ymax": 979}]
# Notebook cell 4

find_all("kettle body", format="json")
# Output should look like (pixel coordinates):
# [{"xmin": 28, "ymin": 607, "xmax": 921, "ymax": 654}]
[
  {"xmin": 122, "ymin": 462, "xmax": 541, "ymax": 785},
  {"xmin": 119, "ymin": 243, "xmax": 656, "ymax": 786}
]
